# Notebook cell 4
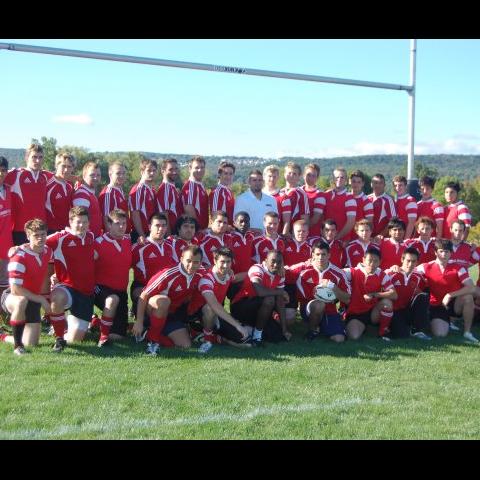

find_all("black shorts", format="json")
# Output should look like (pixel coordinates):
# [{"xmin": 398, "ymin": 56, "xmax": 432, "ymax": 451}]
[
  {"xmin": 345, "ymin": 310, "xmax": 374, "ymax": 326},
  {"xmin": 53, "ymin": 285, "xmax": 94, "ymax": 321},
  {"xmin": 12, "ymin": 231, "xmax": 27, "ymax": 246},
  {"xmin": 226, "ymin": 282, "xmax": 242, "ymax": 301},
  {"xmin": 129, "ymin": 280, "xmax": 145, "ymax": 318},
  {"xmin": 213, "ymin": 317, "xmax": 244, "ymax": 343},
  {"xmin": 230, "ymin": 297, "xmax": 264, "ymax": 327},
  {"xmin": 1, "ymin": 288, "xmax": 41, "ymax": 323},
  {"xmin": 94, "ymin": 284, "xmax": 129, "ymax": 336},
  {"xmin": 284, "ymin": 284, "xmax": 298, "ymax": 309},
  {"xmin": 430, "ymin": 301, "xmax": 456, "ymax": 323},
  {"xmin": 163, "ymin": 303, "xmax": 201, "ymax": 335}
]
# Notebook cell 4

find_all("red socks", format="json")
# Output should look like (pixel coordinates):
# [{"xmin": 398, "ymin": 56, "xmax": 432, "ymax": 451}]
[
  {"xmin": 99, "ymin": 314, "xmax": 113, "ymax": 341},
  {"xmin": 378, "ymin": 308, "xmax": 393, "ymax": 336},
  {"xmin": 50, "ymin": 313, "xmax": 66, "ymax": 339}
]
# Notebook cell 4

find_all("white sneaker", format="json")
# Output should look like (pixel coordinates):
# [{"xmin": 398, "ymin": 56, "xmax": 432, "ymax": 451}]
[
  {"xmin": 463, "ymin": 332, "xmax": 479, "ymax": 344},
  {"xmin": 13, "ymin": 346, "xmax": 26, "ymax": 356},
  {"xmin": 198, "ymin": 341, "xmax": 213, "ymax": 354},
  {"xmin": 449, "ymin": 323, "xmax": 461, "ymax": 332},
  {"xmin": 146, "ymin": 342, "xmax": 160, "ymax": 356},
  {"xmin": 411, "ymin": 331, "xmax": 432, "ymax": 341}
]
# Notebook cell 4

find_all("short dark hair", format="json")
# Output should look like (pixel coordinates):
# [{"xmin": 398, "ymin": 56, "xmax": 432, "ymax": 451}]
[
  {"xmin": 445, "ymin": 181, "xmax": 461, "ymax": 193},
  {"xmin": 350, "ymin": 169, "xmax": 365, "ymax": 182},
  {"xmin": 365, "ymin": 246, "xmax": 381, "ymax": 259},
  {"xmin": 248, "ymin": 169, "xmax": 263, "ymax": 178},
  {"xmin": 435, "ymin": 238, "xmax": 453, "ymax": 252},
  {"xmin": 149, "ymin": 212, "xmax": 168, "ymax": 225},
  {"xmin": 419, "ymin": 176, "xmax": 435, "ymax": 189},
  {"xmin": 402, "ymin": 247, "xmax": 420, "ymax": 260},
  {"xmin": 234, "ymin": 211, "xmax": 250, "ymax": 222},
  {"xmin": 218, "ymin": 161, "xmax": 236, "ymax": 176},
  {"xmin": 69, "ymin": 206, "xmax": 89, "ymax": 220},
  {"xmin": 388, "ymin": 217, "xmax": 406, "ymax": 231},
  {"xmin": 107, "ymin": 208, "xmax": 128, "ymax": 224},
  {"xmin": 416, "ymin": 216, "xmax": 435, "ymax": 229},
  {"xmin": 311, "ymin": 240, "xmax": 330, "ymax": 253},
  {"xmin": 372, "ymin": 173, "xmax": 386, "ymax": 183},
  {"xmin": 323, "ymin": 218, "xmax": 338, "ymax": 228},
  {"xmin": 213, "ymin": 247, "xmax": 234, "ymax": 261},
  {"xmin": 0, "ymin": 156, "xmax": 9, "ymax": 170},
  {"xmin": 181, "ymin": 245, "xmax": 202, "ymax": 259},
  {"xmin": 174, "ymin": 215, "xmax": 199, "ymax": 235}
]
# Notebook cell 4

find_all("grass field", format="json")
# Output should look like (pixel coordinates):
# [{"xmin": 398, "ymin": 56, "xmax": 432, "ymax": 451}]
[{"xmin": 0, "ymin": 265, "xmax": 478, "ymax": 440}]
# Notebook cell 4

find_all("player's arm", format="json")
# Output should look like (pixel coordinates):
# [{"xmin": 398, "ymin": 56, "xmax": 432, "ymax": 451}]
[
  {"xmin": 318, "ymin": 278, "xmax": 351, "ymax": 304},
  {"xmin": 442, "ymin": 278, "xmax": 475, "ymax": 306},
  {"xmin": 131, "ymin": 210, "xmax": 146, "ymax": 240},
  {"xmin": 335, "ymin": 215, "xmax": 356, "ymax": 241},
  {"xmin": 252, "ymin": 278, "xmax": 288, "ymax": 299},
  {"xmin": 405, "ymin": 218, "xmax": 416, "ymax": 239},
  {"xmin": 10, "ymin": 284, "xmax": 51, "ymax": 313},
  {"xmin": 202, "ymin": 291, "xmax": 248, "ymax": 337},
  {"xmin": 368, "ymin": 287, "xmax": 397, "ymax": 301}
]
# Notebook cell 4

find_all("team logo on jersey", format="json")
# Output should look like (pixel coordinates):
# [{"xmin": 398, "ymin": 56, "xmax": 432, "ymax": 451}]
[
  {"xmin": 24, "ymin": 178, "xmax": 31, "ymax": 184},
  {"xmin": 286, "ymin": 247, "xmax": 292, "ymax": 252},
  {"xmin": 68, "ymin": 240, "xmax": 77, "ymax": 247},
  {"xmin": 394, "ymin": 280, "xmax": 402, "ymax": 286},
  {"xmin": 306, "ymin": 278, "xmax": 314, "ymax": 284},
  {"xmin": 233, "ymin": 242, "xmax": 241, "ymax": 247},
  {"xmin": 55, "ymin": 193, "xmax": 63, "ymax": 200},
  {"xmin": 148, "ymin": 253, "xmax": 157, "ymax": 258},
  {"xmin": 175, "ymin": 285, "xmax": 183, "ymax": 291}
]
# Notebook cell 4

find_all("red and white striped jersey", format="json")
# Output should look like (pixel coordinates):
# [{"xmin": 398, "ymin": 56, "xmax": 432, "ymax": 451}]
[
  {"xmin": 4, "ymin": 168, "xmax": 52, "ymax": 231},
  {"xmin": 199, "ymin": 233, "xmax": 233, "ymax": 267},
  {"xmin": 8, "ymin": 245, "xmax": 52, "ymax": 294},
  {"xmin": 301, "ymin": 186, "xmax": 326, "ymax": 237},
  {"xmin": 417, "ymin": 198, "xmax": 444, "ymax": 234},
  {"xmin": 344, "ymin": 265, "xmax": 394, "ymax": 315},
  {"xmin": 404, "ymin": 237, "xmax": 436, "ymax": 264},
  {"xmin": 296, "ymin": 263, "xmax": 350, "ymax": 315},
  {"xmin": 416, "ymin": 260, "xmax": 471, "ymax": 306},
  {"xmin": 188, "ymin": 268, "xmax": 234, "ymax": 314},
  {"xmin": 181, "ymin": 179, "xmax": 209, "ymax": 229},
  {"xmin": 280, "ymin": 187, "xmax": 311, "ymax": 230},
  {"xmin": 99, "ymin": 184, "xmax": 130, "ymax": 233},
  {"xmin": 368, "ymin": 193, "xmax": 397, "ymax": 237},
  {"xmin": 165, "ymin": 236, "xmax": 200, "ymax": 263},
  {"xmin": 353, "ymin": 192, "xmax": 374, "ymax": 222},
  {"xmin": 450, "ymin": 241, "xmax": 479, "ymax": 269},
  {"xmin": 443, "ymin": 201, "xmax": 472, "ymax": 238},
  {"xmin": 345, "ymin": 240, "xmax": 375, "ymax": 268},
  {"xmin": 395, "ymin": 193, "xmax": 418, "ymax": 227},
  {"xmin": 45, "ymin": 177, "xmax": 73, "ymax": 232},
  {"xmin": 132, "ymin": 238, "xmax": 176, "ymax": 284},
  {"xmin": 72, "ymin": 184, "xmax": 102, "ymax": 238},
  {"xmin": 129, "ymin": 182, "xmax": 157, "ymax": 235},
  {"xmin": 232, "ymin": 262, "xmax": 285, "ymax": 303},
  {"xmin": 385, "ymin": 269, "xmax": 426, "ymax": 311},
  {"xmin": 283, "ymin": 239, "xmax": 312, "ymax": 267},
  {"xmin": 323, "ymin": 189, "xmax": 357, "ymax": 235},
  {"xmin": 252, "ymin": 235, "xmax": 286, "ymax": 264},
  {"xmin": 307, "ymin": 236, "xmax": 346, "ymax": 269},
  {"xmin": 94, "ymin": 233, "xmax": 132, "ymax": 291},
  {"xmin": 209, "ymin": 184, "xmax": 235, "ymax": 225},
  {"xmin": 157, "ymin": 181, "xmax": 183, "ymax": 231},
  {"xmin": 0, "ymin": 185, "xmax": 12, "ymax": 259},
  {"xmin": 378, "ymin": 238, "xmax": 406, "ymax": 270},
  {"xmin": 46, "ymin": 229, "xmax": 96, "ymax": 296},
  {"xmin": 143, "ymin": 264, "xmax": 203, "ymax": 312},
  {"xmin": 229, "ymin": 230, "xmax": 255, "ymax": 274}
]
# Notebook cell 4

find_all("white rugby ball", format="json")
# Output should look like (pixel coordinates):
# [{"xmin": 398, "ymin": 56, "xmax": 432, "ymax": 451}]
[{"xmin": 314, "ymin": 285, "xmax": 337, "ymax": 303}]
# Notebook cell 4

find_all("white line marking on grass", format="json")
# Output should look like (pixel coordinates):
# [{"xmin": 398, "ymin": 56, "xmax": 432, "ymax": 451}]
[{"xmin": 0, "ymin": 397, "xmax": 381, "ymax": 439}]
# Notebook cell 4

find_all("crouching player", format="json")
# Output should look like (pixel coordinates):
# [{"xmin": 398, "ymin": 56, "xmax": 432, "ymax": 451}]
[
  {"xmin": 46, "ymin": 206, "xmax": 96, "ymax": 352},
  {"xmin": 296, "ymin": 241, "xmax": 351, "ymax": 343},
  {"xmin": 0, "ymin": 219, "xmax": 51, "ymax": 355},
  {"xmin": 230, "ymin": 250, "xmax": 291, "ymax": 347},
  {"xmin": 188, "ymin": 247, "xmax": 251, "ymax": 353},
  {"xmin": 416, "ymin": 239, "xmax": 478, "ymax": 343},
  {"xmin": 385, "ymin": 247, "xmax": 431, "ymax": 340},
  {"xmin": 343, "ymin": 247, "xmax": 397, "ymax": 340},
  {"xmin": 132, "ymin": 246, "xmax": 204, "ymax": 356},
  {"xmin": 93, "ymin": 209, "xmax": 132, "ymax": 347}
]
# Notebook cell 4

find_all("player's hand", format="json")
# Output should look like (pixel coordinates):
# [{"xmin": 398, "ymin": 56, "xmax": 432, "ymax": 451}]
[
  {"xmin": 389, "ymin": 264, "xmax": 401, "ymax": 273},
  {"xmin": 40, "ymin": 297, "xmax": 51, "ymax": 314},
  {"xmin": 364, "ymin": 293, "xmax": 375, "ymax": 302},
  {"xmin": 442, "ymin": 293, "xmax": 452, "ymax": 308},
  {"xmin": 50, "ymin": 274, "xmax": 59, "ymax": 288},
  {"xmin": 319, "ymin": 279, "xmax": 331, "ymax": 288},
  {"xmin": 236, "ymin": 324, "xmax": 249, "ymax": 339},
  {"xmin": 283, "ymin": 330, "xmax": 292, "ymax": 341},
  {"xmin": 138, "ymin": 235, "xmax": 146, "ymax": 245},
  {"xmin": 7, "ymin": 245, "xmax": 22, "ymax": 258},
  {"xmin": 282, "ymin": 291, "xmax": 290, "ymax": 303},
  {"xmin": 132, "ymin": 321, "xmax": 144, "ymax": 336}
]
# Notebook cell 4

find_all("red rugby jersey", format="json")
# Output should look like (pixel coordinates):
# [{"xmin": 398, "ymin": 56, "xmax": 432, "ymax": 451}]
[
  {"xmin": 72, "ymin": 184, "xmax": 102, "ymax": 238},
  {"xmin": 323, "ymin": 189, "xmax": 356, "ymax": 235},
  {"xmin": 99, "ymin": 184, "xmax": 130, "ymax": 233},
  {"xmin": 209, "ymin": 184, "xmax": 235, "ymax": 225},
  {"xmin": 188, "ymin": 268, "xmax": 234, "ymax": 314},
  {"xmin": 385, "ymin": 269, "xmax": 426, "ymax": 311},
  {"xmin": 450, "ymin": 241, "xmax": 479, "ymax": 269},
  {"xmin": 301, "ymin": 186, "xmax": 326, "ymax": 238},
  {"xmin": 229, "ymin": 230, "xmax": 255, "ymax": 274},
  {"xmin": 442, "ymin": 201, "xmax": 472, "ymax": 239},
  {"xmin": 345, "ymin": 240, "xmax": 375, "ymax": 268},
  {"xmin": 252, "ymin": 235, "xmax": 286, "ymax": 264},
  {"xmin": 404, "ymin": 237, "xmax": 436, "ymax": 265},
  {"xmin": 395, "ymin": 193, "xmax": 418, "ymax": 227},
  {"xmin": 157, "ymin": 181, "xmax": 183, "ymax": 231},
  {"xmin": 368, "ymin": 193, "xmax": 397, "ymax": 237},
  {"xmin": 417, "ymin": 198, "xmax": 444, "ymax": 235},
  {"xmin": 199, "ymin": 232, "xmax": 233, "ymax": 267},
  {"xmin": 232, "ymin": 263, "xmax": 285, "ymax": 303},
  {"xmin": 129, "ymin": 181, "xmax": 157, "ymax": 235},
  {"xmin": 132, "ymin": 238, "xmax": 176, "ymax": 284},
  {"xmin": 378, "ymin": 238, "xmax": 406, "ymax": 270},
  {"xmin": 46, "ymin": 177, "xmax": 73, "ymax": 232},
  {"xmin": 0, "ymin": 185, "xmax": 12, "ymax": 259},
  {"xmin": 181, "ymin": 179, "xmax": 209, "ymax": 229}
]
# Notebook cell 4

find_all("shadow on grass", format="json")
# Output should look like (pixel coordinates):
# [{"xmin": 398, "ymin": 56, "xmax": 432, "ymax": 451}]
[{"xmin": 59, "ymin": 322, "xmax": 480, "ymax": 363}]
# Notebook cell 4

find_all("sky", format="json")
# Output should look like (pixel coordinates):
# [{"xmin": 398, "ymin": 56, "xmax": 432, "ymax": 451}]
[{"xmin": 1, "ymin": 39, "xmax": 479, "ymax": 158}]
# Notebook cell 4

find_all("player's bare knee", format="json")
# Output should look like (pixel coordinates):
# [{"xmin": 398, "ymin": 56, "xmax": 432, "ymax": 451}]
[
  {"xmin": 330, "ymin": 335, "xmax": 345, "ymax": 343},
  {"xmin": 105, "ymin": 294, "xmax": 119, "ymax": 310}
]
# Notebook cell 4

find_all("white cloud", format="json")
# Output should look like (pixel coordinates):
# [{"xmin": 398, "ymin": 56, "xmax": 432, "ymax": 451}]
[{"xmin": 52, "ymin": 114, "xmax": 93, "ymax": 125}]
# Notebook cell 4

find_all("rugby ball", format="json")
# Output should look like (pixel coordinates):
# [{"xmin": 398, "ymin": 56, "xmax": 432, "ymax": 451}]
[{"xmin": 314, "ymin": 285, "xmax": 337, "ymax": 303}]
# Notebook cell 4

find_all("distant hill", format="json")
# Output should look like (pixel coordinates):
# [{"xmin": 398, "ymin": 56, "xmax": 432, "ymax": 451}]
[{"xmin": 1, "ymin": 147, "xmax": 478, "ymax": 181}]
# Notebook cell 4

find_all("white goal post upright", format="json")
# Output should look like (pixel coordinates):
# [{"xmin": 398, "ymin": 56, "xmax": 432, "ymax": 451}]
[{"xmin": 0, "ymin": 40, "xmax": 418, "ymax": 191}]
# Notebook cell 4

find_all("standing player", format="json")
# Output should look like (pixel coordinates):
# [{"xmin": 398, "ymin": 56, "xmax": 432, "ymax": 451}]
[
  {"xmin": 442, "ymin": 182, "xmax": 472, "ymax": 240},
  {"xmin": 0, "ymin": 219, "xmax": 51, "ymax": 355},
  {"xmin": 0, "ymin": 157, "xmax": 12, "ymax": 298},
  {"xmin": 262, "ymin": 165, "xmax": 283, "ymax": 221},
  {"xmin": 385, "ymin": 247, "xmax": 431, "ymax": 340},
  {"xmin": 188, "ymin": 247, "xmax": 251, "ymax": 353},
  {"xmin": 231, "ymin": 250, "xmax": 291, "ymax": 346},
  {"xmin": 349, "ymin": 170, "xmax": 374, "ymax": 240},
  {"xmin": 392, "ymin": 175, "xmax": 418, "ymax": 239},
  {"xmin": 4, "ymin": 143, "xmax": 51, "ymax": 245},
  {"xmin": 45, "ymin": 153, "xmax": 75, "ymax": 233},
  {"xmin": 182, "ymin": 155, "xmax": 209, "ymax": 230},
  {"xmin": 343, "ymin": 247, "xmax": 397, "ymax": 340},
  {"xmin": 157, "ymin": 158, "xmax": 183, "ymax": 234},
  {"xmin": 416, "ymin": 239, "xmax": 477, "ymax": 342},
  {"xmin": 99, "ymin": 161, "xmax": 129, "ymax": 233},
  {"xmin": 417, "ymin": 176, "xmax": 444, "ymax": 236},
  {"xmin": 404, "ymin": 216, "xmax": 437, "ymax": 264},
  {"xmin": 297, "ymin": 241, "xmax": 351, "ymax": 343},
  {"xmin": 132, "ymin": 246, "xmax": 204, "ymax": 355},
  {"xmin": 301, "ymin": 163, "xmax": 326, "ymax": 238},
  {"xmin": 47, "ymin": 206, "xmax": 96, "ymax": 351},
  {"xmin": 345, "ymin": 219, "xmax": 375, "ymax": 268},
  {"xmin": 209, "ymin": 161, "xmax": 236, "ymax": 226},
  {"xmin": 323, "ymin": 167, "xmax": 357, "ymax": 242},
  {"xmin": 129, "ymin": 157, "xmax": 158, "ymax": 244},
  {"xmin": 72, "ymin": 161, "xmax": 102, "ymax": 238},
  {"xmin": 368, "ymin": 173, "xmax": 397, "ymax": 237},
  {"xmin": 376, "ymin": 218, "xmax": 407, "ymax": 270},
  {"xmin": 93, "ymin": 209, "xmax": 132, "ymax": 346},
  {"xmin": 252, "ymin": 211, "xmax": 285, "ymax": 264}
]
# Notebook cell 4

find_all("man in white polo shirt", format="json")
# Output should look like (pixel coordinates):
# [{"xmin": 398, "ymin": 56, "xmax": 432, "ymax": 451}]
[{"xmin": 234, "ymin": 169, "xmax": 278, "ymax": 232}]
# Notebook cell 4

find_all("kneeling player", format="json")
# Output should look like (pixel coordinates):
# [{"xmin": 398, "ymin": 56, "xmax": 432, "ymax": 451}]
[
  {"xmin": 343, "ymin": 247, "xmax": 397, "ymax": 340},
  {"xmin": 385, "ymin": 247, "xmax": 431, "ymax": 340},
  {"xmin": 230, "ymin": 250, "xmax": 291, "ymax": 347},
  {"xmin": 296, "ymin": 241, "xmax": 351, "ymax": 343},
  {"xmin": 188, "ymin": 247, "xmax": 251, "ymax": 353},
  {"xmin": 0, "ymin": 219, "xmax": 51, "ymax": 355},
  {"xmin": 133, "ymin": 246, "xmax": 204, "ymax": 356}
]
